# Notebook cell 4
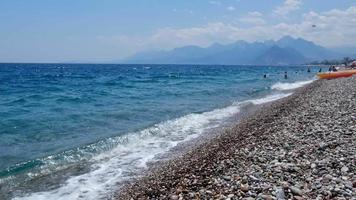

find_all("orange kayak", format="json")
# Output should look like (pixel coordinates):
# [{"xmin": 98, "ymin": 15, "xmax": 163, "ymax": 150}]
[{"xmin": 317, "ymin": 69, "xmax": 356, "ymax": 79}]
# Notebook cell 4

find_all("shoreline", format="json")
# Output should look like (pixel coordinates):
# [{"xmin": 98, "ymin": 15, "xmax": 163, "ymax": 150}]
[
  {"xmin": 0, "ymin": 80, "xmax": 310, "ymax": 200},
  {"xmin": 142, "ymin": 97, "xmax": 268, "ymax": 176},
  {"xmin": 116, "ymin": 77, "xmax": 355, "ymax": 199}
]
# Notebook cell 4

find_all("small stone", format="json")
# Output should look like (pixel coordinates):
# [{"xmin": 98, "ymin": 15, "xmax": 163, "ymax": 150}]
[
  {"xmin": 323, "ymin": 174, "xmax": 333, "ymax": 181},
  {"xmin": 341, "ymin": 176, "xmax": 348, "ymax": 181},
  {"xmin": 311, "ymin": 163, "xmax": 316, "ymax": 168},
  {"xmin": 240, "ymin": 184, "xmax": 249, "ymax": 192},
  {"xmin": 260, "ymin": 194, "xmax": 273, "ymax": 200},
  {"xmin": 188, "ymin": 192, "xmax": 195, "ymax": 198},
  {"xmin": 275, "ymin": 187, "xmax": 285, "ymax": 200},
  {"xmin": 294, "ymin": 196, "xmax": 304, "ymax": 200},
  {"xmin": 249, "ymin": 175, "xmax": 259, "ymax": 181},
  {"xmin": 178, "ymin": 194, "xmax": 183, "ymax": 200},
  {"xmin": 290, "ymin": 186, "xmax": 304, "ymax": 196},
  {"xmin": 318, "ymin": 142, "xmax": 327, "ymax": 150},
  {"xmin": 344, "ymin": 182, "xmax": 353, "ymax": 189},
  {"xmin": 227, "ymin": 194, "xmax": 235, "ymax": 198},
  {"xmin": 341, "ymin": 166, "xmax": 349, "ymax": 173},
  {"xmin": 281, "ymin": 182, "xmax": 289, "ymax": 189},
  {"xmin": 223, "ymin": 176, "xmax": 232, "ymax": 181},
  {"xmin": 169, "ymin": 194, "xmax": 179, "ymax": 200},
  {"xmin": 250, "ymin": 192, "xmax": 257, "ymax": 198},
  {"xmin": 243, "ymin": 198, "xmax": 255, "ymax": 200}
]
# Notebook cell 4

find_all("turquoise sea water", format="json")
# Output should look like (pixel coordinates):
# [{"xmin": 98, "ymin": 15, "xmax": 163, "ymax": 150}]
[{"xmin": 0, "ymin": 63, "xmax": 320, "ymax": 199}]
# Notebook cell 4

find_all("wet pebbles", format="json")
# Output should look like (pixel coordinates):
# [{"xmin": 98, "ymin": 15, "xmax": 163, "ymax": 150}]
[{"xmin": 116, "ymin": 76, "xmax": 355, "ymax": 200}]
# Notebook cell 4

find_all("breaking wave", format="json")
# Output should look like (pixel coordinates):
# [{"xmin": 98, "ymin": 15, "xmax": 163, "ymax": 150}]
[{"xmin": 271, "ymin": 80, "xmax": 314, "ymax": 91}]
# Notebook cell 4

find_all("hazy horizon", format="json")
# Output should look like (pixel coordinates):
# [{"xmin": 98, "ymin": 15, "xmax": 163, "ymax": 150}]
[{"xmin": 0, "ymin": 0, "xmax": 355, "ymax": 63}]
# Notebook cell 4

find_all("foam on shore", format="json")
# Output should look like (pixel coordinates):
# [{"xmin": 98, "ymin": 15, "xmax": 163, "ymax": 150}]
[
  {"xmin": 14, "ymin": 102, "xmax": 243, "ymax": 200},
  {"xmin": 13, "ymin": 90, "xmax": 296, "ymax": 200},
  {"xmin": 249, "ymin": 93, "xmax": 293, "ymax": 105},
  {"xmin": 271, "ymin": 80, "xmax": 314, "ymax": 91},
  {"xmin": 117, "ymin": 76, "xmax": 356, "ymax": 199}
]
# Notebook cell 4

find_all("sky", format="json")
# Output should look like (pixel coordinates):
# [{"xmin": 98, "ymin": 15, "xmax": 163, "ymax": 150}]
[{"xmin": 0, "ymin": 0, "xmax": 355, "ymax": 63}]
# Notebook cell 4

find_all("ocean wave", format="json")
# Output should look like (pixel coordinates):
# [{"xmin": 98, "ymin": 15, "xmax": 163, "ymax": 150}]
[
  {"xmin": 13, "ymin": 102, "xmax": 242, "ymax": 200},
  {"xmin": 249, "ymin": 93, "xmax": 293, "ymax": 105},
  {"xmin": 12, "ymin": 91, "xmax": 293, "ymax": 200},
  {"xmin": 271, "ymin": 80, "xmax": 314, "ymax": 91}
]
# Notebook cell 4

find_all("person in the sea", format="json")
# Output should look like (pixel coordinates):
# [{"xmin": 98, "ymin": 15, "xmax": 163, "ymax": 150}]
[
  {"xmin": 307, "ymin": 68, "xmax": 311, "ymax": 72},
  {"xmin": 284, "ymin": 71, "xmax": 288, "ymax": 79},
  {"xmin": 319, "ymin": 68, "xmax": 322, "ymax": 72},
  {"xmin": 328, "ymin": 66, "xmax": 334, "ymax": 72},
  {"xmin": 263, "ymin": 74, "xmax": 267, "ymax": 78}
]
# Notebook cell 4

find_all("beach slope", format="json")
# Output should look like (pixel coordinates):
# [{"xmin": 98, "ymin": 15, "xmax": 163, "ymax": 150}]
[{"xmin": 117, "ymin": 77, "xmax": 355, "ymax": 199}]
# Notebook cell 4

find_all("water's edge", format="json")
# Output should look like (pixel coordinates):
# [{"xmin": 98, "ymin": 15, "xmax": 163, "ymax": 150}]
[
  {"xmin": 9, "ymin": 91, "xmax": 299, "ymax": 200},
  {"xmin": 0, "ymin": 63, "xmax": 320, "ymax": 200}
]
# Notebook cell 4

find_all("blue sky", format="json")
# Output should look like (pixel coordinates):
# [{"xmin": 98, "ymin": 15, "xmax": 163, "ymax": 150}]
[{"xmin": 0, "ymin": 0, "xmax": 355, "ymax": 62}]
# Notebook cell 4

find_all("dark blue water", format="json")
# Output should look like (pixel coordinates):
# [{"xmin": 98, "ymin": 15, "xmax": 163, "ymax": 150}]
[{"xmin": 0, "ymin": 63, "xmax": 319, "ymax": 199}]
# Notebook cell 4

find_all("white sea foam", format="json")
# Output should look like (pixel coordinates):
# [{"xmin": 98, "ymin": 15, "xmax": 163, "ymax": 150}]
[
  {"xmin": 14, "ymin": 103, "xmax": 242, "ymax": 200},
  {"xmin": 271, "ymin": 80, "xmax": 314, "ymax": 91},
  {"xmin": 249, "ymin": 93, "xmax": 293, "ymax": 105},
  {"xmin": 14, "ymin": 91, "xmax": 293, "ymax": 200}
]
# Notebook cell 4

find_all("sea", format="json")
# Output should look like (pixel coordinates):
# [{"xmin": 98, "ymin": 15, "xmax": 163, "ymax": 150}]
[{"xmin": 0, "ymin": 63, "xmax": 322, "ymax": 199}]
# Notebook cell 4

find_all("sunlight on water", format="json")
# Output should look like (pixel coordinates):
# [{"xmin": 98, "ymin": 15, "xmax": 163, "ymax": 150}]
[{"xmin": 0, "ymin": 64, "xmax": 318, "ymax": 199}]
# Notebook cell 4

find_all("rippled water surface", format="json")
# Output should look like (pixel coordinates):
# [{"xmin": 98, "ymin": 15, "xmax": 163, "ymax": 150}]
[{"xmin": 0, "ymin": 63, "xmax": 320, "ymax": 199}]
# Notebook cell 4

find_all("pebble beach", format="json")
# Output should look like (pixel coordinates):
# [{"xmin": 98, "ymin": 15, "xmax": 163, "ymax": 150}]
[{"xmin": 116, "ymin": 76, "xmax": 356, "ymax": 200}]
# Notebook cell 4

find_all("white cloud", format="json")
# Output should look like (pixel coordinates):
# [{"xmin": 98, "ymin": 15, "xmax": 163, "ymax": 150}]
[
  {"xmin": 209, "ymin": 1, "xmax": 221, "ymax": 6},
  {"xmin": 148, "ymin": 23, "xmax": 277, "ymax": 48},
  {"xmin": 104, "ymin": 6, "xmax": 356, "ymax": 58},
  {"xmin": 185, "ymin": 9, "xmax": 194, "ymax": 15},
  {"xmin": 274, "ymin": 0, "xmax": 302, "ymax": 16},
  {"xmin": 283, "ymin": 6, "xmax": 356, "ymax": 47},
  {"xmin": 239, "ymin": 11, "xmax": 265, "ymax": 25},
  {"xmin": 158, "ymin": 6, "xmax": 356, "ymax": 48},
  {"xmin": 227, "ymin": 6, "xmax": 236, "ymax": 11}
]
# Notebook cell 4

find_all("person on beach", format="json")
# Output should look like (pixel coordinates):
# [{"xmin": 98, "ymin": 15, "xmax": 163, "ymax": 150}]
[
  {"xmin": 329, "ymin": 65, "xmax": 338, "ymax": 72},
  {"xmin": 350, "ymin": 61, "xmax": 356, "ymax": 69}
]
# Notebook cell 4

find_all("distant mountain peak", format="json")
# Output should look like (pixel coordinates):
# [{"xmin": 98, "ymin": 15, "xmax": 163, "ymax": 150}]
[
  {"xmin": 172, "ymin": 45, "xmax": 201, "ymax": 51},
  {"xmin": 210, "ymin": 42, "xmax": 224, "ymax": 48},
  {"xmin": 233, "ymin": 40, "xmax": 249, "ymax": 46},
  {"xmin": 278, "ymin": 35, "xmax": 296, "ymax": 41},
  {"xmin": 122, "ymin": 36, "xmax": 342, "ymax": 65},
  {"xmin": 256, "ymin": 45, "xmax": 307, "ymax": 65}
]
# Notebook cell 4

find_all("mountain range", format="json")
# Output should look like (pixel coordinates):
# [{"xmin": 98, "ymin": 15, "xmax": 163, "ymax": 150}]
[{"xmin": 121, "ymin": 36, "xmax": 343, "ymax": 65}]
